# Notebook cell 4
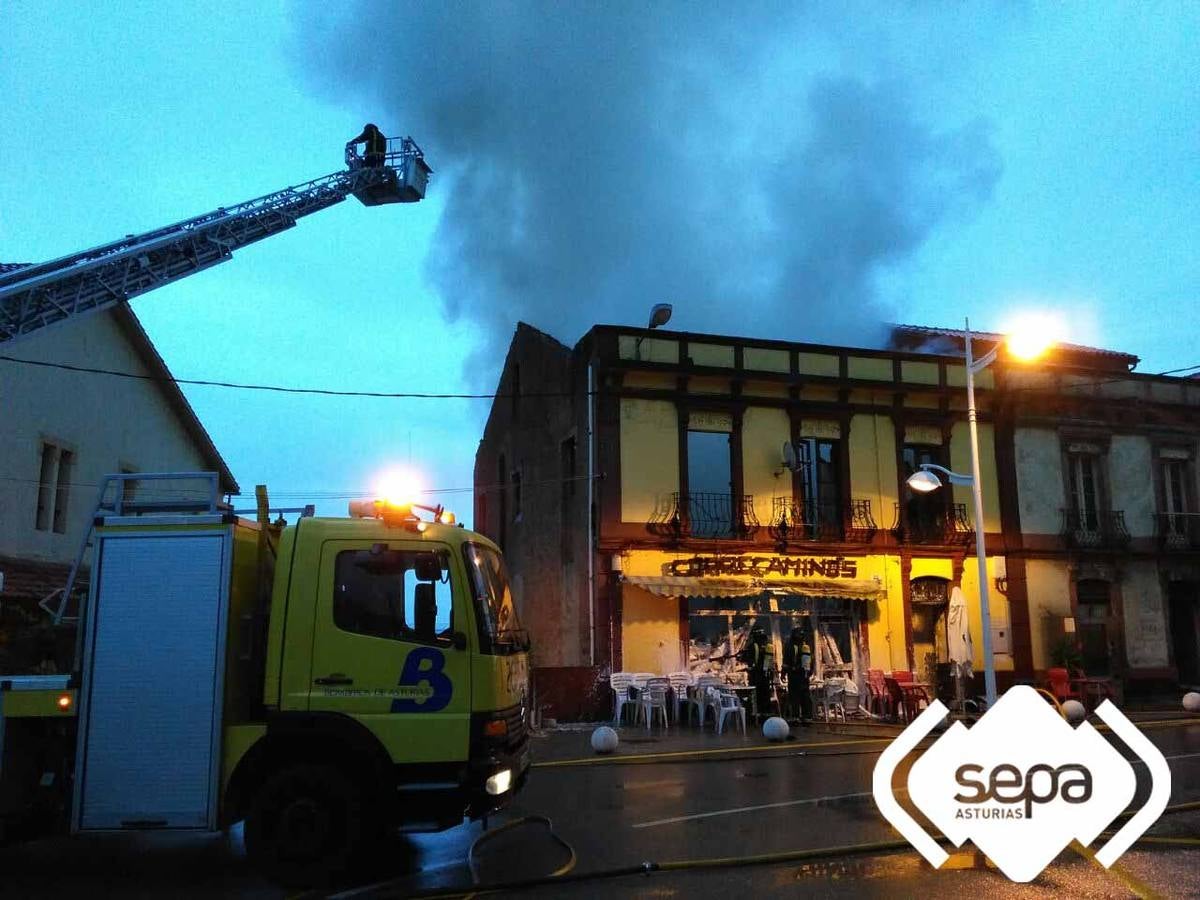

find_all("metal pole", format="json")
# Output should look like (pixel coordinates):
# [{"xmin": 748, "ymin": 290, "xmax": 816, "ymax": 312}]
[{"xmin": 964, "ymin": 318, "xmax": 997, "ymax": 706}]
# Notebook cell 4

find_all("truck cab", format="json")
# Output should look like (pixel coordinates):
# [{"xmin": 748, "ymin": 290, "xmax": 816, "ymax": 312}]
[{"xmin": 0, "ymin": 477, "xmax": 531, "ymax": 887}]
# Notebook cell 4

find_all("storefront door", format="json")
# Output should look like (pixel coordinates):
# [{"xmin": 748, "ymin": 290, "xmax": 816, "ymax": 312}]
[{"xmin": 1169, "ymin": 581, "xmax": 1200, "ymax": 685}]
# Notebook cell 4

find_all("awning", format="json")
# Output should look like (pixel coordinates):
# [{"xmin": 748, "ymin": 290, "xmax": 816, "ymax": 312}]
[{"xmin": 623, "ymin": 574, "xmax": 882, "ymax": 601}]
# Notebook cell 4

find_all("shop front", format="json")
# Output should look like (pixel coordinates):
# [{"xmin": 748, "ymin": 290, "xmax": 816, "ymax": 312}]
[{"xmin": 618, "ymin": 551, "xmax": 886, "ymax": 688}]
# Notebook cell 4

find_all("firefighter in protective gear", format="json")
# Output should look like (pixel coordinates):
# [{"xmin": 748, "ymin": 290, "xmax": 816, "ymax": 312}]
[
  {"xmin": 347, "ymin": 123, "xmax": 387, "ymax": 168},
  {"xmin": 783, "ymin": 627, "xmax": 814, "ymax": 724},
  {"xmin": 739, "ymin": 626, "xmax": 775, "ymax": 721}
]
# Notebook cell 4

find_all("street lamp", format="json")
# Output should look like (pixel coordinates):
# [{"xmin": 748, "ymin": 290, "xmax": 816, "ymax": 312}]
[{"xmin": 904, "ymin": 317, "xmax": 1051, "ymax": 707}]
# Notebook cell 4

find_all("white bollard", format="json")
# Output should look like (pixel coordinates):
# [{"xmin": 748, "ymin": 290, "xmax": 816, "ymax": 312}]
[
  {"xmin": 591, "ymin": 725, "xmax": 619, "ymax": 754},
  {"xmin": 1183, "ymin": 692, "xmax": 1200, "ymax": 714},
  {"xmin": 1062, "ymin": 699, "xmax": 1086, "ymax": 725},
  {"xmin": 762, "ymin": 716, "xmax": 789, "ymax": 742}
]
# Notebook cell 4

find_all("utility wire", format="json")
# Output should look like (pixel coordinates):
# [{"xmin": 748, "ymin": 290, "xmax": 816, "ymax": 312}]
[
  {"xmin": 0, "ymin": 354, "xmax": 572, "ymax": 399},
  {"xmin": 3, "ymin": 352, "xmax": 1197, "ymax": 401}
]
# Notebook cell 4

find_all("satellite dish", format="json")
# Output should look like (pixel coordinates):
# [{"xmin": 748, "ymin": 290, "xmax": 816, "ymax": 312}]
[{"xmin": 781, "ymin": 440, "xmax": 797, "ymax": 471}]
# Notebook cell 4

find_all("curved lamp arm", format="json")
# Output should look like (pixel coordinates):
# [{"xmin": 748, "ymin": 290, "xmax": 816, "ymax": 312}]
[{"xmin": 919, "ymin": 463, "xmax": 974, "ymax": 487}]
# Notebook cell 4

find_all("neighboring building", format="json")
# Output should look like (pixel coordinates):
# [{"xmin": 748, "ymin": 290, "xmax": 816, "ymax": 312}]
[
  {"xmin": 475, "ymin": 320, "xmax": 1200, "ymax": 719},
  {"xmin": 0, "ymin": 302, "xmax": 238, "ymax": 668},
  {"xmin": 994, "ymin": 337, "xmax": 1200, "ymax": 690}
]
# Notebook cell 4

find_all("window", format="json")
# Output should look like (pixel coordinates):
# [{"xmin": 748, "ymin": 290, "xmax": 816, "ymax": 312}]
[
  {"xmin": 687, "ymin": 428, "xmax": 732, "ymax": 537},
  {"xmin": 511, "ymin": 467, "xmax": 522, "ymax": 522},
  {"xmin": 1163, "ymin": 458, "xmax": 1190, "ymax": 516},
  {"xmin": 1067, "ymin": 452, "xmax": 1101, "ymax": 530},
  {"xmin": 332, "ymin": 548, "xmax": 452, "ymax": 643},
  {"xmin": 796, "ymin": 437, "xmax": 841, "ymax": 536},
  {"xmin": 464, "ymin": 543, "xmax": 525, "ymax": 654},
  {"xmin": 903, "ymin": 444, "xmax": 945, "ymax": 536},
  {"xmin": 35, "ymin": 442, "xmax": 73, "ymax": 533}
]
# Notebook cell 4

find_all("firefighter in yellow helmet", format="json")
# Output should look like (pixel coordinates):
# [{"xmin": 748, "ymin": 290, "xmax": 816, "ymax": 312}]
[
  {"xmin": 347, "ymin": 123, "xmax": 387, "ymax": 168},
  {"xmin": 739, "ymin": 625, "xmax": 775, "ymax": 722},
  {"xmin": 783, "ymin": 627, "xmax": 814, "ymax": 725}
]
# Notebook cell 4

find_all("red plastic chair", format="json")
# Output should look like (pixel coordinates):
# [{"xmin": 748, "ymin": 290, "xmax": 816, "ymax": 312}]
[
  {"xmin": 1045, "ymin": 667, "xmax": 1082, "ymax": 704},
  {"xmin": 891, "ymin": 670, "xmax": 914, "ymax": 683},
  {"xmin": 867, "ymin": 669, "xmax": 891, "ymax": 717}
]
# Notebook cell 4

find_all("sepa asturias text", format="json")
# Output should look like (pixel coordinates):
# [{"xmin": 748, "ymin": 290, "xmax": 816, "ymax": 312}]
[{"xmin": 953, "ymin": 763, "xmax": 1093, "ymax": 819}]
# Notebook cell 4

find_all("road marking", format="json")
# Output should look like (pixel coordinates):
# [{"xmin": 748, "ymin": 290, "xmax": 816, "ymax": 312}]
[
  {"xmin": 534, "ymin": 735, "xmax": 893, "ymax": 768},
  {"xmin": 1130, "ymin": 751, "xmax": 1200, "ymax": 765},
  {"xmin": 632, "ymin": 788, "xmax": 887, "ymax": 829}
]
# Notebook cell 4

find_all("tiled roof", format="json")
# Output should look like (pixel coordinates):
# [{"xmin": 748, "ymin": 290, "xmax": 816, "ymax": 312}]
[
  {"xmin": 0, "ymin": 262, "xmax": 32, "ymax": 274},
  {"xmin": 890, "ymin": 324, "xmax": 1139, "ymax": 367},
  {"xmin": 0, "ymin": 555, "xmax": 80, "ymax": 604}
]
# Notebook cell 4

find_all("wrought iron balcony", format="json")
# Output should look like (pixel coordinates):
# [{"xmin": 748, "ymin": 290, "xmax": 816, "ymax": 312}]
[
  {"xmin": 891, "ymin": 501, "xmax": 974, "ymax": 545},
  {"xmin": 1155, "ymin": 512, "xmax": 1200, "ymax": 551},
  {"xmin": 768, "ymin": 498, "xmax": 877, "ymax": 543},
  {"xmin": 647, "ymin": 492, "xmax": 759, "ymax": 540},
  {"xmin": 1060, "ymin": 508, "xmax": 1131, "ymax": 550}
]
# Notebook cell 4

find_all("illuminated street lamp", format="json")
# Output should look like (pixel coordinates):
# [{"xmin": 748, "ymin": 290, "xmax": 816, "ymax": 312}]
[{"xmin": 905, "ymin": 318, "xmax": 1052, "ymax": 707}]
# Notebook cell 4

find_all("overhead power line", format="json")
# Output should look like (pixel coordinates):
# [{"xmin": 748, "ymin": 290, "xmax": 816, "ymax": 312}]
[{"xmin": 2, "ymin": 352, "xmax": 1197, "ymax": 402}]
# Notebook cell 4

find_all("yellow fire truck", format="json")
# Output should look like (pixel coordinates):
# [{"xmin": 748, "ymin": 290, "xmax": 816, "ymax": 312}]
[{"xmin": 0, "ymin": 473, "xmax": 531, "ymax": 885}]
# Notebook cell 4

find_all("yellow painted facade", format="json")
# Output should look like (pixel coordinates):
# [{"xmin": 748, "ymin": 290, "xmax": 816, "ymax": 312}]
[{"xmin": 619, "ymin": 398, "xmax": 678, "ymax": 522}]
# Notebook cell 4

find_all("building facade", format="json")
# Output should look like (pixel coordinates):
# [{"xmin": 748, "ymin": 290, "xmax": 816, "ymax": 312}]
[
  {"xmin": 0, "ymin": 304, "xmax": 239, "ymax": 669},
  {"xmin": 474, "ymin": 321, "xmax": 1200, "ymax": 719}
]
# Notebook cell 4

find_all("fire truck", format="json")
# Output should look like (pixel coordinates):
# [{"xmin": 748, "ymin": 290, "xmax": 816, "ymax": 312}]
[
  {"xmin": 0, "ymin": 476, "xmax": 531, "ymax": 884},
  {"xmin": 0, "ymin": 135, "xmax": 531, "ymax": 885}
]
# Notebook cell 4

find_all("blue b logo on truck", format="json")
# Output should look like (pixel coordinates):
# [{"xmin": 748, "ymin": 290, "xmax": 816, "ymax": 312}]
[{"xmin": 391, "ymin": 647, "xmax": 453, "ymax": 712}]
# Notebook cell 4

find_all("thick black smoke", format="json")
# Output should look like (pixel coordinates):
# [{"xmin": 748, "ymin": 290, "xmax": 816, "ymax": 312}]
[{"xmin": 298, "ymin": 4, "xmax": 1000, "ymax": 364}]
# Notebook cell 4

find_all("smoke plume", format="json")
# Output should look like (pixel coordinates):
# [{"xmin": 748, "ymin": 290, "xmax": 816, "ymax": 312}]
[{"xmin": 298, "ymin": 4, "xmax": 1001, "ymax": 364}]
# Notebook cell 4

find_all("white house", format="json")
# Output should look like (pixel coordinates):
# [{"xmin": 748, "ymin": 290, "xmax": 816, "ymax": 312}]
[{"xmin": 0, "ymin": 290, "xmax": 237, "ymax": 664}]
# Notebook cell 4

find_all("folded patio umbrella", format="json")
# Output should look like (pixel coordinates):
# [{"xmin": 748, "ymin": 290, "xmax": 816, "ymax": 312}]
[{"xmin": 947, "ymin": 585, "xmax": 974, "ymax": 680}]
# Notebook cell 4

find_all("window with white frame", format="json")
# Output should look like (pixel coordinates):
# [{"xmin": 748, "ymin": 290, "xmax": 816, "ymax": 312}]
[
  {"xmin": 1066, "ymin": 450, "xmax": 1101, "ymax": 532},
  {"xmin": 35, "ymin": 442, "xmax": 75, "ymax": 534}
]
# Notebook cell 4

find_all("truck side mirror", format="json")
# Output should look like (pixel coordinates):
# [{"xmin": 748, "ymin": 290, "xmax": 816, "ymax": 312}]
[
  {"xmin": 452, "ymin": 631, "xmax": 468, "ymax": 651},
  {"xmin": 413, "ymin": 583, "xmax": 437, "ymax": 641}
]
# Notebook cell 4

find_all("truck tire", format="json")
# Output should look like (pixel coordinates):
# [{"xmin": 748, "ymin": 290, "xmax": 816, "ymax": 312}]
[{"xmin": 243, "ymin": 763, "xmax": 365, "ymax": 887}]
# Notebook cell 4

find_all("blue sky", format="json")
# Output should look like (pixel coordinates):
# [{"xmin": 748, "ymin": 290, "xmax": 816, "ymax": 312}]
[{"xmin": 3, "ymin": 2, "xmax": 1197, "ymax": 517}]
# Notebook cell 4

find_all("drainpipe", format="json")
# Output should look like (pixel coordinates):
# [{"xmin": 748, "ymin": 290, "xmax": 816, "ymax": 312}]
[{"xmin": 587, "ymin": 362, "xmax": 596, "ymax": 667}]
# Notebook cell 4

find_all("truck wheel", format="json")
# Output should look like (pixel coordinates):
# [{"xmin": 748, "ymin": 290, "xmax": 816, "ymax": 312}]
[{"xmin": 243, "ymin": 763, "xmax": 365, "ymax": 887}]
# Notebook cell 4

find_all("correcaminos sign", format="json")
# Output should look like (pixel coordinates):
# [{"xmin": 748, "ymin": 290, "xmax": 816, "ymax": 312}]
[{"xmin": 872, "ymin": 686, "xmax": 1171, "ymax": 883}]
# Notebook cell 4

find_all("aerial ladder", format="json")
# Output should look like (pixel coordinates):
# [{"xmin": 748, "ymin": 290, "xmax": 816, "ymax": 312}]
[{"xmin": 0, "ymin": 135, "xmax": 431, "ymax": 343}]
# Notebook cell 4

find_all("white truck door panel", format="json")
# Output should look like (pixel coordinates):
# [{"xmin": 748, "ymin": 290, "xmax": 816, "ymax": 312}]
[{"xmin": 74, "ymin": 528, "xmax": 230, "ymax": 831}]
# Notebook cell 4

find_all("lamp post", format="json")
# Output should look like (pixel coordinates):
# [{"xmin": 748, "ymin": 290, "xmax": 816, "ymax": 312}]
[{"xmin": 906, "ymin": 318, "xmax": 1004, "ymax": 707}]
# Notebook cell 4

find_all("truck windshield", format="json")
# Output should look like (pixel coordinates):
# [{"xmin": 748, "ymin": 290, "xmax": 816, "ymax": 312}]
[{"xmin": 463, "ymin": 543, "xmax": 527, "ymax": 654}]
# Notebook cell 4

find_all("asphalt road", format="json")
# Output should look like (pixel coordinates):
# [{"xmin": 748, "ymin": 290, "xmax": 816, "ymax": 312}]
[{"xmin": 2, "ymin": 714, "xmax": 1198, "ymax": 899}]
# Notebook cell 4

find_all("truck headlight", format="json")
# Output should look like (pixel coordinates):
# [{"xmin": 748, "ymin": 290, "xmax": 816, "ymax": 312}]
[{"xmin": 485, "ymin": 769, "xmax": 513, "ymax": 796}]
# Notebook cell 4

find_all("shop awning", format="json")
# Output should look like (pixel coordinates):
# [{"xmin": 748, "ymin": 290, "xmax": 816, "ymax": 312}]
[{"xmin": 623, "ymin": 574, "xmax": 882, "ymax": 601}]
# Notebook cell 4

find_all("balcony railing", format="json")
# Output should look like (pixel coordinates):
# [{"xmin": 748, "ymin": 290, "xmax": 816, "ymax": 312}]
[
  {"xmin": 647, "ymin": 492, "xmax": 759, "ymax": 540},
  {"xmin": 1155, "ymin": 512, "xmax": 1200, "ymax": 551},
  {"xmin": 768, "ymin": 498, "xmax": 877, "ymax": 543},
  {"xmin": 891, "ymin": 501, "xmax": 974, "ymax": 545},
  {"xmin": 1060, "ymin": 508, "xmax": 1131, "ymax": 550}
]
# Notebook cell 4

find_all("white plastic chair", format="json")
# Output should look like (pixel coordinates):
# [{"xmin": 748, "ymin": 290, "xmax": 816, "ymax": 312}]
[
  {"xmin": 822, "ymin": 678, "xmax": 846, "ymax": 723},
  {"xmin": 714, "ymin": 690, "xmax": 747, "ymax": 736},
  {"xmin": 842, "ymin": 680, "xmax": 862, "ymax": 718},
  {"xmin": 702, "ymin": 686, "xmax": 725, "ymax": 730},
  {"xmin": 687, "ymin": 676, "xmax": 722, "ymax": 726},
  {"xmin": 667, "ymin": 672, "xmax": 693, "ymax": 722},
  {"xmin": 639, "ymin": 678, "xmax": 671, "ymax": 730},
  {"xmin": 610, "ymin": 672, "xmax": 637, "ymax": 725}
]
